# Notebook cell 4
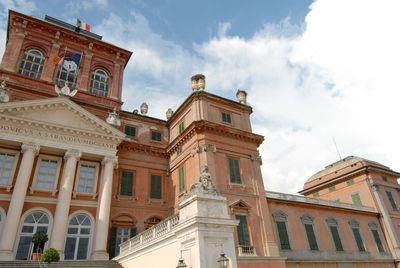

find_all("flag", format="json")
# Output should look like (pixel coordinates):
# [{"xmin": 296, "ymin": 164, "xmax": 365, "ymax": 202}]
[
  {"xmin": 53, "ymin": 56, "xmax": 62, "ymax": 66},
  {"xmin": 77, "ymin": 19, "xmax": 90, "ymax": 32}
]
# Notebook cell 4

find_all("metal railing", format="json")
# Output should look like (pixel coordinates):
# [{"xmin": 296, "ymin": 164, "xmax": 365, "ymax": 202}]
[{"xmin": 237, "ymin": 245, "xmax": 257, "ymax": 256}]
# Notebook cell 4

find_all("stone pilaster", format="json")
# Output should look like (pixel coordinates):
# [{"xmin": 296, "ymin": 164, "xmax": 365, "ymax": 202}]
[
  {"xmin": 0, "ymin": 142, "xmax": 40, "ymax": 260},
  {"xmin": 49, "ymin": 149, "xmax": 81, "ymax": 259},
  {"xmin": 92, "ymin": 155, "xmax": 118, "ymax": 260}
]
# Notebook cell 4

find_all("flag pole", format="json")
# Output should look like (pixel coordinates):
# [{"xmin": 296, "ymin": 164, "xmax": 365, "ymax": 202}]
[{"xmin": 57, "ymin": 46, "xmax": 68, "ymax": 86}]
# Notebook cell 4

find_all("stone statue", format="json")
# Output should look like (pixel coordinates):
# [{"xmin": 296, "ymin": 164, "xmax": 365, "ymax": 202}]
[
  {"xmin": 140, "ymin": 102, "xmax": 148, "ymax": 115},
  {"xmin": 0, "ymin": 80, "xmax": 10, "ymax": 103},
  {"xmin": 185, "ymin": 165, "xmax": 219, "ymax": 198},
  {"xmin": 106, "ymin": 107, "xmax": 121, "ymax": 128}
]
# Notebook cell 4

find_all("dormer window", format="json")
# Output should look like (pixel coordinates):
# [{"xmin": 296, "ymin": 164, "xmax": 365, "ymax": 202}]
[
  {"xmin": 90, "ymin": 68, "xmax": 110, "ymax": 97},
  {"xmin": 18, "ymin": 48, "xmax": 45, "ymax": 79}
]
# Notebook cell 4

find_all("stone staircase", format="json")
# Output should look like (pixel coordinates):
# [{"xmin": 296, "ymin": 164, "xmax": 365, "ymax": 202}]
[{"xmin": 0, "ymin": 260, "xmax": 123, "ymax": 268}]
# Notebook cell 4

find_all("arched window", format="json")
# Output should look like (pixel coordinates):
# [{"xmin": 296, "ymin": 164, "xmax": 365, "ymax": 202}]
[
  {"xmin": 90, "ymin": 68, "xmax": 110, "ymax": 97},
  {"xmin": 15, "ymin": 211, "xmax": 50, "ymax": 260},
  {"xmin": 18, "ymin": 48, "xmax": 45, "ymax": 79},
  {"xmin": 144, "ymin": 216, "xmax": 162, "ymax": 230},
  {"xmin": 64, "ymin": 214, "xmax": 92, "ymax": 260}
]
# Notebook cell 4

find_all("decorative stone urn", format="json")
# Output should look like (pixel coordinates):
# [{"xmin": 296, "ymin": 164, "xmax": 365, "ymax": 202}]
[
  {"xmin": 166, "ymin": 108, "xmax": 173, "ymax": 120},
  {"xmin": 140, "ymin": 102, "xmax": 148, "ymax": 115},
  {"xmin": 106, "ymin": 107, "xmax": 121, "ymax": 128},
  {"xmin": 236, "ymin": 89, "xmax": 247, "ymax": 104},
  {"xmin": 191, "ymin": 74, "xmax": 206, "ymax": 91}
]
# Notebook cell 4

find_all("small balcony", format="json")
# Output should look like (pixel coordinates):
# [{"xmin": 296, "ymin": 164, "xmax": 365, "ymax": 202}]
[{"xmin": 237, "ymin": 245, "xmax": 257, "ymax": 256}]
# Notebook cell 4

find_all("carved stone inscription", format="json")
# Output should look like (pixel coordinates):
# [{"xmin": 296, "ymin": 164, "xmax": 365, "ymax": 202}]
[{"xmin": 0, "ymin": 124, "xmax": 116, "ymax": 150}]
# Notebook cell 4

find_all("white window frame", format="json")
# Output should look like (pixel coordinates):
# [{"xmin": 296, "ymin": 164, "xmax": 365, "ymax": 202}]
[
  {"xmin": 30, "ymin": 155, "xmax": 62, "ymax": 196},
  {"xmin": 73, "ymin": 161, "xmax": 99, "ymax": 199},
  {"xmin": 0, "ymin": 149, "xmax": 20, "ymax": 192},
  {"xmin": 64, "ymin": 210, "xmax": 94, "ymax": 260}
]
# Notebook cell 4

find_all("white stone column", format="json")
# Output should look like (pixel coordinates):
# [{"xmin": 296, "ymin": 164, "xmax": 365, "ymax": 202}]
[
  {"xmin": 0, "ymin": 143, "xmax": 40, "ymax": 260},
  {"xmin": 92, "ymin": 155, "xmax": 118, "ymax": 260},
  {"xmin": 49, "ymin": 149, "xmax": 81, "ymax": 259}
]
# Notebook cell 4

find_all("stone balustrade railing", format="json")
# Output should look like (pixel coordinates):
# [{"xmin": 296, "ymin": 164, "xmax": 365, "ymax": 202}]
[
  {"xmin": 119, "ymin": 213, "xmax": 180, "ymax": 255},
  {"xmin": 237, "ymin": 245, "xmax": 256, "ymax": 256}
]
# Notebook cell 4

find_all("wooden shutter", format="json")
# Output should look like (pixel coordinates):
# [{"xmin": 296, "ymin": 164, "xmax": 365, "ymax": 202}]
[
  {"xmin": 179, "ymin": 122, "xmax": 185, "ymax": 134},
  {"xmin": 179, "ymin": 167, "xmax": 185, "ymax": 192},
  {"xmin": 229, "ymin": 158, "xmax": 241, "ymax": 184},
  {"xmin": 352, "ymin": 228, "xmax": 365, "ymax": 252},
  {"xmin": 235, "ymin": 215, "xmax": 250, "ymax": 246},
  {"xmin": 329, "ymin": 226, "xmax": 343, "ymax": 251},
  {"xmin": 130, "ymin": 227, "xmax": 137, "ymax": 238},
  {"xmin": 351, "ymin": 193, "xmax": 362, "ymax": 206},
  {"xmin": 120, "ymin": 171, "xmax": 133, "ymax": 196},
  {"xmin": 150, "ymin": 175, "xmax": 162, "ymax": 199},
  {"xmin": 371, "ymin": 229, "xmax": 384, "ymax": 252},
  {"xmin": 304, "ymin": 224, "xmax": 318, "ymax": 250},
  {"xmin": 108, "ymin": 226, "xmax": 117, "ymax": 259},
  {"xmin": 386, "ymin": 191, "xmax": 397, "ymax": 210},
  {"xmin": 276, "ymin": 221, "xmax": 291, "ymax": 250}
]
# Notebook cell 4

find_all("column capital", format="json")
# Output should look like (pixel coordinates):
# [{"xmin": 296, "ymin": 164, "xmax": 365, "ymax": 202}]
[
  {"xmin": 64, "ymin": 149, "xmax": 82, "ymax": 160},
  {"xmin": 102, "ymin": 155, "xmax": 118, "ymax": 168},
  {"xmin": 21, "ymin": 142, "xmax": 40, "ymax": 155}
]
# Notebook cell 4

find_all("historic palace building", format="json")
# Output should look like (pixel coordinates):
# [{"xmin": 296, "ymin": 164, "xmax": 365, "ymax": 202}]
[{"xmin": 1, "ymin": 10, "xmax": 400, "ymax": 268}]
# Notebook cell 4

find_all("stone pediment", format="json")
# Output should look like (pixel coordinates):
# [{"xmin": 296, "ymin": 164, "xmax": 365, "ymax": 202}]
[{"xmin": 0, "ymin": 97, "xmax": 125, "ymax": 154}]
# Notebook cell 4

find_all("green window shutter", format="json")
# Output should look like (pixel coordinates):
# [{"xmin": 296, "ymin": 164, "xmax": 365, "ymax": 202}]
[
  {"xmin": 329, "ymin": 226, "xmax": 343, "ymax": 251},
  {"xmin": 151, "ymin": 131, "xmax": 161, "ymax": 141},
  {"xmin": 150, "ymin": 175, "xmax": 162, "ymax": 199},
  {"xmin": 386, "ymin": 191, "xmax": 398, "ymax": 210},
  {"xmin": 179, "ymin": 122, "xmax": 185, "ymax": 134},
  {"xmin": 130, "ymin": 227, "xmax": 137, "ymax": 238},
  {"xmin": 371, "ymin": 229, "xmax": 384, "ymax": 252},
  {"xmin": 276, "ymin": 221, "xmax": 291, "ymax": 250},
  {"xmin": 179, "ymin": 166, "xmax": 185, "ymax": 192},
  {"xmin": 351, "ymin": 193, "xmax": 363, "ymax": 206},
  {"xmin": 120, "ymin": 171, "xmax": 133, "ymax": 196},
  {"xmin": 352, "ymin": 228, "xmax": 365, "ymax": 252},
  {"xmin": 109, "ymin": 226, "xmax": 117, "ymax": 259},
  {"xmin": 229, "ymin": 158, "xmax": 241, "ymax": 184},
  {"xmin": 124, "ymin": 126, "xmax": 136, "ymax": 137},
  {"xmin": 235, "ymin": 215, "xmax": 250, "ymax": 246},
  {"xmin": 304, "ymin": 223, "xmax": 318, "ymax": 250}
]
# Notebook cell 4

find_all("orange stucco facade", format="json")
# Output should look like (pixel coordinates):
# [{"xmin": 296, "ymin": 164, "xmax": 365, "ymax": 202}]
[{"xmin": 0, "ymin": 10, "xmax": 400, "ymax": 268}]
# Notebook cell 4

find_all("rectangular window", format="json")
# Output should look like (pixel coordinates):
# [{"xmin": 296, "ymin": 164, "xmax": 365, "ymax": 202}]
[
  {"xmin": 179, "ymin": 121, "xmax": 185, "ymax": 134},
  {"xmin": 312, "ymin": 192, "xmax": 319, "ymax": 198},
  {"xmin": 351, "ymin": 193, "xmax": 363, "ymax": 206},
  {"xmin": 276, "ymin": 221, "xmax": 291, "ymax": 250},
  {"xmin": 386, "ymin": 190, "xmax": 397, "ymax": 210},
  {"xmin": 329, "ymin": 226, "xmax": 344, "ymax": 251},
  {"xmin": 235, "ymin": 215, "xmax": 251, "ymax": 246},
  {"xmin": 176, "ymin": 146, "xmax": 182, "ymax": 156},
  {"xmin": 371, "ymin": 229, "xmax": 385, "ymax": 252},
  {"xmin": 222, "ymin": 112, "xmax": 232, "ymax": 124},
  {"xmin": 151, "ymin": 131, "xmax": 162, "ymax": 142},
  {"xmin": 351, "ymin": 227, "xmax": 365, "ymax": 252},
  {"xmin": 150, "ymin": 175, "xmax": 162, "ymax": 199},
  {"xmin": 120, "ymin": 171, "xmax": 133, "ymax": 196},
  {"xmin": 304, "ymin": 223, "xmax": 319, "ymax": 250},
  {"xmin": 77, "ymin": 164, "xmax": 97, "ymax": 193},
  {"xmin": 228, "ymin": 158, "xmax": 241, "ymax": 184},
  {"xmin": 179, "ymin": 166, "xmax": 185, "ymax": 193},
  {"xmin": 382, "ymin": 176, "xmax": 388, "ymax": 181},
  {"xmin": 329, "ymin": 186, "xmax": 336, "ymax": 192},
  {"xmin": 35, "ymin": 159, "xmax": 58, "ymax": 189},
  {"xmin": 347, "ymin": 179, "xmax": 354, "ymax": 185},
  {"xmin": 124, "ymin": 125, "xmax": 136, "ymax": 137},
  {"xmin": 0, "ymin": 152, "xmax": 16, "ymax": 185}
]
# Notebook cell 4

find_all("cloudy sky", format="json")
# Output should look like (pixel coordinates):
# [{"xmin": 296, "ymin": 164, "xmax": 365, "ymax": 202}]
[{"xmin": 1, "ymin": 0, "xmax": 399, "ymax": 194}]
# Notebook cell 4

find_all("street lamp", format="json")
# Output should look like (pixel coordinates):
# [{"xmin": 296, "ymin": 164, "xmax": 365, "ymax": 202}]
[
  {"xmin": 217, "ymin": 252, "xmax": 229, "ymax": 268},
  {"xmin": 176, "ymin": 257, "xmax": 187, "ymax": 268}
]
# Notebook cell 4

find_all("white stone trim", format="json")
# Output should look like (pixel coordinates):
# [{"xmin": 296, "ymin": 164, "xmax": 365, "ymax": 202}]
[
  {"xmin": 0, "ymin": 148, "xmax": 20, "ymax": 192},
  {"xmin": 0, "ymin": 206, "xmax": 6, "ymax": 238},
  {"xmin": 30, "ymin": 154, "xmax": 62, "ymax": 196},
  {"xmin": 73, "ymin": 161, "xmax": 100, "ymax": 199}
]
